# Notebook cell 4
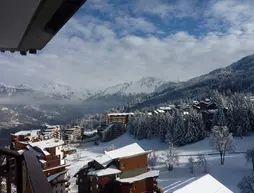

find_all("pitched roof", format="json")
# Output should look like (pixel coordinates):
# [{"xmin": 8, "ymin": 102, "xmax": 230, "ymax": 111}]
[
  {"xmin": 173, "ymin": 174, "xmax": 233, "ymax": 193},
  {"xmin": 88, "ymin": 165, "xmax": 121, "ymax": 177},
  {"xmin": 105, "ymin": 143, "xmax": 151, "ymax": 159},
  {"xmin": 116, "ymin": 170, "xmax": 159, "ymax": 183},
  {"xmin": 108, "ymin": 113, "xmax": 134, "ymax": 116},
  {"xmin": 47, "ymin": 170, "xmax": 67, "ymax": 182},
  {"xmin": 14, "ymin": 130, "xmax": 39, "ymax": 137},
  {"xmin": 29, "ymin": 138, "xmax": 64, "ymax": 150},
  {"xmin": 94, "ymin": 154, "xmax": 113, "ymax": 168}
]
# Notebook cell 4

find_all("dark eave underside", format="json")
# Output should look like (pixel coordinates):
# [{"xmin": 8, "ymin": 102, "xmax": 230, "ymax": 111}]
[{"xmin": 0, "ymin": 0, "xmax": 87, "ymax": 55}]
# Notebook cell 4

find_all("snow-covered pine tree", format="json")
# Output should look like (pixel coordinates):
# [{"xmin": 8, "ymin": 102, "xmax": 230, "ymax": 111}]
[
  {"xmin": 185, "ymin": 110, "xmax": 205, "ymax": 143},
  {"xmin": 210, "ymin": 90, "xmax": 225, "ymax": 108},
  {"xmin": 171, "ymin": 110, "xmax": 186, "ymax": 146},
  {"xmin": 226, "ymin": 104, "xmax": 237, "ymax": 134},
  {"xmin": 164, "ymin": 113, "xmax": 173, "ymax": 143},
  {"xmin": 238, "ymin": 173, "xmax": 254, "ymax": 193},
  {"xmin": 210, "ymin": 126, "xmax": 235, "ymax": 165},
  {"xmin": 245, "ymin": 146, "xmax": 254, "ymax": 171},
  {"xmin": 212, "ymin": 108, "xmax": 226, "ymax": 127}
]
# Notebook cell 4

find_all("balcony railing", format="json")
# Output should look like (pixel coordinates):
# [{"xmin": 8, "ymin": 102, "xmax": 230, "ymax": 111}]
[{"xmin": 0, "ymin": 147, "xmax": 53, "ymax": 193}]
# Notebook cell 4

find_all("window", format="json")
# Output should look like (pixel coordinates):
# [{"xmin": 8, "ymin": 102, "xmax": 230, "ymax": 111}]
[{"xmin": 121, "ymin": 163, "xmax": 126, "ymax": 169}]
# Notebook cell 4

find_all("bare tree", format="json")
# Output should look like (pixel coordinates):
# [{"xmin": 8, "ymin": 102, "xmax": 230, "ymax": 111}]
[
  {"xmin": 73, "ymin": 151, "xmax": 81, "ymax": 161},
  {"xmin": 148, "ymin": 150, "xmax": 157, "ymax": 169},
  {"xmin": 186, "ymin": 157, "xmax": 195, "ymax": 174},
  {"xmin": 162, "ymin": 143, "xmax": 179, "ymax": 171},
  {"xmin": 197, "ymin": 153, "xmax": 209, "ymax": 173},
  {"xmin": 107, "ymin": 144, "xmax": 116, "ymax": 151},
  {"xmin": 238, "ymin": 173, "xmax": 254, "ymax": 193},
  {"xmin": 245, "ymin": 146, "xmax": 254, "ymax": 170},
  {"xmin": 210, "ymin": 126, "xmax": 235, "ymax": 165}
]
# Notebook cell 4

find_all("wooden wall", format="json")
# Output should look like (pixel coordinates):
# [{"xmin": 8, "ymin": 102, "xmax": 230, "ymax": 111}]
[{"xmin": 119, "ymin": 154, "xmax": 148, "ymax": 172}]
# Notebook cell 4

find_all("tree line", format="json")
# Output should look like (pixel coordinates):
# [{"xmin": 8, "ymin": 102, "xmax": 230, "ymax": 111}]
[{"xmin": 127, "ymin": 91, "xmax": 254, "ymax": 146}]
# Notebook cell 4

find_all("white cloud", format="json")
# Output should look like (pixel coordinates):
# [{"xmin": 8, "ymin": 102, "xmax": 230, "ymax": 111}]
[{"xmin": 1, "ymin": 0, "xmax": 254, "ymax": 91}]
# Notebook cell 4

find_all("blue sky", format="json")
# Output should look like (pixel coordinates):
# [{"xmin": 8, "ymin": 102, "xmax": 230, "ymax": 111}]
[{"xmin": 1, "ymin": 0, "xmax": 254, "ymax": 91}]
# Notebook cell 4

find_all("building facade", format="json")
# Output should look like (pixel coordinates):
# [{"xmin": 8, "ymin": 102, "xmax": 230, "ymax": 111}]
[
  {"xmin": 75, "ymin": 143, "xmax": 159, "ymax": 193},
  {"xmin": 106, "ymin": 113, "xmax": 134, "ymax": 125}
]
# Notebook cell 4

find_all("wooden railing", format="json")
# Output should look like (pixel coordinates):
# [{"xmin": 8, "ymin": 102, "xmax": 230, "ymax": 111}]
[{"xmin": 0, "ymin": 147, "xmax": 53, "ymax": 193}]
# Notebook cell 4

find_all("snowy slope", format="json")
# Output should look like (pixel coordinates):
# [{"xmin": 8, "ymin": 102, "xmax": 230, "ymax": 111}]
[
  {"xmin": 66, "ymin": 133, "xmax": 254, "ymax": 193},
  {"xmin": 41, "ymin": 82, "xmax": 99, "ymax": 101},
  {"xmin": 100, "ymin": 77, "xmax": 166, "ymax": 96}
]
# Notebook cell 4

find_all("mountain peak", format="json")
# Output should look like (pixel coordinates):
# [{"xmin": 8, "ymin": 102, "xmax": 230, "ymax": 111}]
[{"xmin": 99, "ymin": 77, "xmax": 165, "ymax": 96}]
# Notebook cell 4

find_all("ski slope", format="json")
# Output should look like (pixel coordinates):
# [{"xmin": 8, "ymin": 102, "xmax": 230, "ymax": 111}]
[{"xmin": 66, "ymin": 133, "xmax": 254, "ymax": 193}]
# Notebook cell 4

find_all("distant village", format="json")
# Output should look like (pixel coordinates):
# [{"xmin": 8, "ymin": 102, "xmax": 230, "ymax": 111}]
[{"xmin": 1, "ymin": 96, "xmax": 231, "ymax": 193}]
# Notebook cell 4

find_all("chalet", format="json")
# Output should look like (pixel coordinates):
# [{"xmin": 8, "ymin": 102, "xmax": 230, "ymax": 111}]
[
  {"xmin": 11, "ymin": 137, "xmax": 70, "ymax": 193},
  {"xmin": 98, "ymin": 124, "xmax": 126, "ymax": 142},
  {"xmin": 63, "ymin": 126, "xmax": 84, "ymax": 144},
  {"xmin": 106, "ymin": 113, "xmax": 134, "ymax": 125},
  {"xmin": 10, "ymin": 130, "xmax": 41, "ymax": 150},
  {"xmin": 40, "ymin": 125, "xmax": 61, "ymax": 140},
  {"xmin": 74, "ymin": 143, "xmax": 160, "ymax": 193},
  {"xmin": 26, "ymin": 139, "xmax": 70, "ymax": 193}
]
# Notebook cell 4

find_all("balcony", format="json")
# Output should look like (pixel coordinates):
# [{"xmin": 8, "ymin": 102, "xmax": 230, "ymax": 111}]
[
  {"xmin": 0, "ymin": 147, "xmax": 53, "ymax": 193},
  {"xmin": 0, "ymin": 0, "xmax": 87, "ymax": 55}
]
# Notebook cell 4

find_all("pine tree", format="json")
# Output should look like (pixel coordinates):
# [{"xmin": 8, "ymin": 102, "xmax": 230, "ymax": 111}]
[{"xmin": 212, "ymin": 108, "xmax": 226, "ymax": 127}]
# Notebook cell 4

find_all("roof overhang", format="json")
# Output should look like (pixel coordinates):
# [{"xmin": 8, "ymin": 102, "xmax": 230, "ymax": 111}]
[{"xmin": 0, "ymin": 0, "xmax": 87, "ymax": 55}]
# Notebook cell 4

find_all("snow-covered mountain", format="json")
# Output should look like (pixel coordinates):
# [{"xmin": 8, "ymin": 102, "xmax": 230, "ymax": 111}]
[
  {"xmin": 99, "ymin": 77, "xmax": 166, "ymax": 96},
  {"xmin": 41, "ymin": 82, "xmax": 99, "ymax": 101}
]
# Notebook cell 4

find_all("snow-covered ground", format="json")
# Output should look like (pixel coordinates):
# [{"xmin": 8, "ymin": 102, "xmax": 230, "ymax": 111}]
[{"xmin": 66, "ymin": 133, "xmax": 254, "ymax": 193}]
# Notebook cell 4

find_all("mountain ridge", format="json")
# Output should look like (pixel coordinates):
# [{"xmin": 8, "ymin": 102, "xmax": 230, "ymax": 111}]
[{"xmin": 129, "ymin": 53, "xmax": 254, "ymax": 110}]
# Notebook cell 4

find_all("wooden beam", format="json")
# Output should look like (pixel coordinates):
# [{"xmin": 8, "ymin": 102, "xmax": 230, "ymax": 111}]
[{"xmin": 23, "ymin": 151, "xmax": 53, "ymax": 193}]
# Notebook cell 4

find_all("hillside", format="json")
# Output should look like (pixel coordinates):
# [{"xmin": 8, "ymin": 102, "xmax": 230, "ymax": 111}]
[
  {"xmin": 66, "ymin": 133, "xmax": 254, "ymax": 193},
  {"xmin": 130, "ymin": 54, "xmax": 254, "ymax": 109}
]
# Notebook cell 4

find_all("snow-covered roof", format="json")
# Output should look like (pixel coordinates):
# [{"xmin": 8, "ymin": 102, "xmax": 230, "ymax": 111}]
[
  {"xmin": 116, "ymin": 170, "xmax": 159, "ymax": 183},
  {"xmin": 105, "ymin": 143, "xmax": 151, "ymax": 159},
  {"xmin": 94, "ymin": 154, "xmax": 113, "ymax": 168},
  {"xmin": 44, "ymin": 124, "xmax": 60, "ymax": 129},
  {"xmin": 157, "ymin": 109, "xmax": 165, "ymax": 113},
  {"xmin": 39, "ymin": 159, "xmax": 47, "ymax": 164},
  {"xmin": 29, "ymin": 138, "xmax": 64, "ymax": 151},
  {"xmin": 17, "ymin": 149, "xmax": 25, "ymax": 154},
  {"xmin": 173, "ymin": 174, "xmax": 233, "ymax": 193},
  {"xmin": 47, "ymin": 170, "xmax": 67, "ymax": 182},
  {"xmin": 108, "ymin": 113, "xmax": 134, "ymax": 116},
  {"xmin": 159, "ymin": 107, "xmax": 172, "ymax": 110},
  {"xmin": 14, "ymin": 130, "xmax": 39, "ymax": 137},
  {"xmin": 147, "ymin": 112, "xmax": 153, "ymax": 116},
  {"xmin": 84, "ymin": 130, "xmax": 97, "ymax": 136},
  {"xmin": 88, "ymin": 165, "xmax": 121, "ymax": 177}
]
